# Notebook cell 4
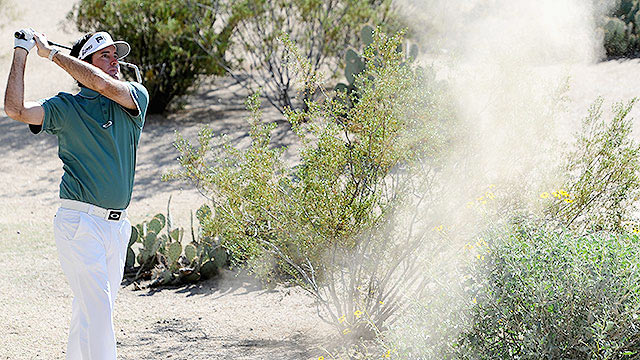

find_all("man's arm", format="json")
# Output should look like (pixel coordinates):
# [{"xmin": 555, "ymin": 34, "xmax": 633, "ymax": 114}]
[
  {"xmin": 33, "ymin": 32, "xmax": 137, "ymax": 110},
  {"xmin": 3, "ymin": 48, "xmax": 45, "ymax": 125}
]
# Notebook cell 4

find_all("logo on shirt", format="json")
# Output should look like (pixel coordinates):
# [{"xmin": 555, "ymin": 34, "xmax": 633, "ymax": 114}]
[{"xmin": 102, "ymin": 121, "xmax": 113, "ymax": 129}]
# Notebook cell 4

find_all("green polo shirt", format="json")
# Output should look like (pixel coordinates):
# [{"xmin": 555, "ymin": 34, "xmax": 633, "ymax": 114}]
[{"xmin": 32, "ymin": 82, "xmax": 149, "ymax": 210}]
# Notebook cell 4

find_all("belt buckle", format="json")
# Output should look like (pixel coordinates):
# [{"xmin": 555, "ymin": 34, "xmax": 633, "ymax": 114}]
[{"xmin": 107, "ymin": 210, "xmax": 122, "ymax": 221}]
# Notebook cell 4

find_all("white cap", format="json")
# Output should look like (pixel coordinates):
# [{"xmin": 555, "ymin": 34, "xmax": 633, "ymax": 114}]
[{"xmin": 79, "ymin": 32, "xmax": 130, "ymax": 60}]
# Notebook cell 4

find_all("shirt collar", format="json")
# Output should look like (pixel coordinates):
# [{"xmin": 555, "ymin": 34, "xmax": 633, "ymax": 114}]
[{"xmin": 78, "ymin": 86, "xmax": 100, "ymax": 99}]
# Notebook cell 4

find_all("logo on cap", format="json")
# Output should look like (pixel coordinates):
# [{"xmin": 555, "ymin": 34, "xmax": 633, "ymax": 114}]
[{"xmin": 81, "ymin": 45, "xmax": 93, "ymax": 57}]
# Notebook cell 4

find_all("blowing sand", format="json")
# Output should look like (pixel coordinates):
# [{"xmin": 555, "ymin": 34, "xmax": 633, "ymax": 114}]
[{"xmin": 1, "ymin": 0, "xmax": 640, "ymax": 359}]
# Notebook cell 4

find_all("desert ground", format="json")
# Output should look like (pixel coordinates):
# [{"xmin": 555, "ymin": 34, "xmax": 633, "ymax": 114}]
[
  {"xmin": 0, "ymin": 1, "xmax": 333, "ymax": 359},
  {"xmin": 2, "ymin": 0, "xmax": 640, "ymax": 359}
]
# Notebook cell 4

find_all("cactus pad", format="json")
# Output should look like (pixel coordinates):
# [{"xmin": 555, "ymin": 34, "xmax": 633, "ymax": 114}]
[
  {"xmin": 126, "ymin": 248, "xmax": 135, "ymax": 268},
  {"xmin": 185, "ymin": 244, "xmax": 197, "ymax": 262},
  {"xmin": 167, "ymin": 242, "xmax": 182, "ymax": 264},
  {"xmin": 128, "ymin": 226, "xmax": 139, "ymax": 247},
  {"xmin": 200, "ymin": 260, "xmax": 219, "ymax": 279},
  {"xmin": 148, "ymin": 217, "xmax": 164, "ymax": 234}
]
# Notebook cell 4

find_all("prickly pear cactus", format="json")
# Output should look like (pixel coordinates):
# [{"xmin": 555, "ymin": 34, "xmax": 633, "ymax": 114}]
[
  {"xmin": 167, "ymin": 241, "xmax": 182, "ymax": 265},
  {"xmin": 184, "ymin": 243, "xmax": 197, "ymax": 263},
  {"xmin": 200, "ymin": 260, "xmax": 219, "ymax": 279},
  {"xmin": 125, "ymin": 226, "xmax": 139, "ymax": 269},
  {"xmin": 148, "ymin": 214, "xmax": 165, "ymax": 234},
  {"xmin": 127, "ymin": 198, "xmax": 229, "ymax": 286},
  {"xmin": 603, "ymin": 0, "xmax": 640, "ymax": 57},
  {"xmin": 335, "ymin": 25, "xmax": 420, "ymax": 104}
]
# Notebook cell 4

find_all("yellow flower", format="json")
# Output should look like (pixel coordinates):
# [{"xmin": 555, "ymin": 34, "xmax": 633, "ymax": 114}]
[
  {"xmin": 540, "ymin": 192, "xmax": 550, "ymax": 199},
  {"xmin": 354, "ymin": 310, "xmax": 363, "ymax": 318},
  {"xmin": 476, "ymin": 196, "xmax": 485, "ymax": 202},
  {"xmin": 338, "ymin": 315, "xmax": 346, "ymax": 323},
  {"xmin": 476, "ymin": 254, "xmax": 482, "ymax": 260},
  {"xmin": 343, "ymin": 328, "xmax": 351, "ymax": 335},
  {"xmin": 379, "ymin": 301, "xmax": 384, "ymax": 305},
  {"xmin": 433, "ymin": 225, "xmax": 443, "ymax": 232},
  {"xmin": 485, "ymin": 191, "xmax": 495, "ymax": 200},
  {"xmin": 472, "ymin": 297, "xmax": 477, "ymax": 304},
  {"xmin": 559, "ymin": 189, "xmax": 569, "ymax": 197},
  {"xmin": 384, "ymin": 349, "xmax": 391, "ymax": 358},
  {"xmin": 488, "ymin": 184, "xmax": 495, "ymax": 189},
  {"xmin": 319, "ymin": 357, "xmax": 325, "ymax": 360},
  {"xmin": 564, "ymin": 198, "xmax": 573, "ymax": 203},
  {"xmin": 552, "ymin": 191, "xmax": 561, "ymax": 199}
]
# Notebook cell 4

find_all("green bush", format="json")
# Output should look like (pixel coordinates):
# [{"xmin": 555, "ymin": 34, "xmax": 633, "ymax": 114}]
[
  {"xmin": 545, "ymin": 98, "xmax": 640, "ymax": 233},
  {"xmin": 68, "ymin": 0, "xmax": 252, "ymax": 113},
  {"xmin": 165, "ymin": 29, "xmax": 454, "ymax": 338},
  {"xmin": 383, "ymin": 96, "xmax": 640, "ymax": 358},
  {"xmin": 223, "ymin": 0, "xmax": 405, "ymax": 114},
  {"xmin": 456, "ymin": 226, "xmax": 640, "ymax": 359}
]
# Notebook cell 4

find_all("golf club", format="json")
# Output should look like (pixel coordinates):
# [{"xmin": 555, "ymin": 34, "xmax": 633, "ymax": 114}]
[
  {"xmin": 14, "ymin": 31, "xmax": 72, "ymax": 50},
  {"xmin": 118, "ymin": 61, "xmax": 143, "ymax": 83},
  {"xmin": 15, "ymin": 31, "xmax": 144, "ymax": 83}
]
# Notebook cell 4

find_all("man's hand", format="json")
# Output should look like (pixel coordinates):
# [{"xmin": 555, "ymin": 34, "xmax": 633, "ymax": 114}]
[
  {"xmin": 14, "ymin": 28, "xmax": 35, "ymax": 52},
  {"xmin": 33, "ymin": 32, "xmax": 54, "ymax": 59}
]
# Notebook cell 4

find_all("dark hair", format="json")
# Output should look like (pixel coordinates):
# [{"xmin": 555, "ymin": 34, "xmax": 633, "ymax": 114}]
[{"xmin": 70, "ymin": 33, "xmax": 94, "ymax": 88}]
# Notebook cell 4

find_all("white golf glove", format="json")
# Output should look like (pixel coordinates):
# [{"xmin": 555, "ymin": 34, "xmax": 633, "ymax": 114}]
[{"xmin": 14, "ymin": 28, "xmax": 35, "ymax": 52}]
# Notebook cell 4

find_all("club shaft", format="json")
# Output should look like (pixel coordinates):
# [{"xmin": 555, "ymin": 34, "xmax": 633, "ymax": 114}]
[{"xmin": 14, "ymin": 31, "xmax": 72, "ymax": 50}]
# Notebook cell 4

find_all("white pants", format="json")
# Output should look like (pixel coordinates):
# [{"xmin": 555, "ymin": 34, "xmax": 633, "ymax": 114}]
[{"xmin": 54, "ymin": 206, "xmax": 131, "ymax": 360}]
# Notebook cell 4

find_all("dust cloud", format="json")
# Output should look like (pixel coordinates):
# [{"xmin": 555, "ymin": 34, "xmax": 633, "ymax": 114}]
[
  {"xmin": 385, "ymin": 0, "xmax": 621, "ymax": 356},
  {"xmin": 410, "ymin": 0, "xmax": 620, "ymax": 181}
]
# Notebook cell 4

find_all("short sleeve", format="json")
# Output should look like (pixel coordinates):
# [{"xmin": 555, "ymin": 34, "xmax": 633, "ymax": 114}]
[
  {"xmin": 30, "ymin": 95, "xmax": 71, "ymax": 135},
  {"xmin": 123, "ymin": 82, "xmax": 149, "ymax": 129}
]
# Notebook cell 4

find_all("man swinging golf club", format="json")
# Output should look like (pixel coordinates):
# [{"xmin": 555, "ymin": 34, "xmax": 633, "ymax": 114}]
[{"xmin": 4, "ymin": 28, "xmax": 148, "ymax": 359}]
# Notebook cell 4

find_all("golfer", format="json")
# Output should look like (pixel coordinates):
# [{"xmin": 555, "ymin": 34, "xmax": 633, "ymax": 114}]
[{"xmin": 4, "ymin": 28, "xmax": 148, "ymax": 359}]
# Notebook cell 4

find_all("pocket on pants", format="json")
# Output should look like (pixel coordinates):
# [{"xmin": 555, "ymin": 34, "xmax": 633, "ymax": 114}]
[{"xmin": 53, "ymin": 208, "xmax": 84, "ymax": 241}]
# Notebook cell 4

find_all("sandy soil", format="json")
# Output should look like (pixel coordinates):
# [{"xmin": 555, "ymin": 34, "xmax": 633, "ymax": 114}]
[
  {"xmin": 2, "ymin": 0, "xmax": 640, "ymax": 359},
  {"xmin": 0, "ymin": 1, "xmax": 333, "ymax": 359}
]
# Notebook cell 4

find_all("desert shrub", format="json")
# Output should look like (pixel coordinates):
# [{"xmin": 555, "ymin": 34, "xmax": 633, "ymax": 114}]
[
  {"xmin": 455, "ymin": 225, "xmax": 640, "ymax": 359},
  {"xmin": 125, "ymin": 198, "xmax": 228, "ymax": 286},
  {"xmin": 382, "ymin": 96, "xmax": 640, "ymax": 359},
  {"xmin": 68, "ymin": 0, "xmax": 252, "ymax": 113},
  {"xmin": 165, "ymin": 29, "xmax": 454, "ymax": 338},
  {"xmin": 335, "ymin": 24, "xmax": 419, "ymax": 111},
  {"xmin": 545, "ymin": 98, "xmax": 640, "ymax": 233},
  {"xmin": 603, "ymin": 0, "xmax": 640, "ymax": 57},
  {"xmin": 212, "ymin": 0, "xmax": 404, "ymax": 114}
]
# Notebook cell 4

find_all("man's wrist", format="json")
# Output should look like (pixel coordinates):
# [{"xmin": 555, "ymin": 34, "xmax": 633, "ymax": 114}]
[
  {"xmin": 13, "ymin": 47, "xmax": 29, "ymax": 55},
  {"xmin": 48, "ymin": 49, "xmax": 58, "ymax": 61}
]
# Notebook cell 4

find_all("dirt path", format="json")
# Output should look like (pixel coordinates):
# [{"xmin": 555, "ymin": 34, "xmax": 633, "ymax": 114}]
[
  {"xmin": 0, "ymin": 1, "xmax": 333, "ymax": 353},
  {"xmin": 2, "ymin": 0, "xmax": 640, "ymax": 358},
  {"xmin": 0, "ymin": 73, "xmax": 334, "ymax": 359}
]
